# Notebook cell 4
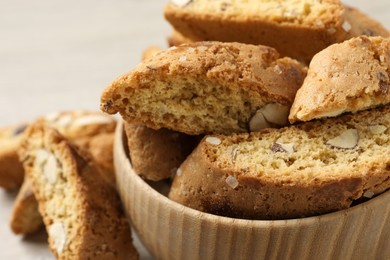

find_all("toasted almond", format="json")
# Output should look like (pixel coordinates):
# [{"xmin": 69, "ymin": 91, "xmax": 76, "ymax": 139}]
[
  {"xmin": 205, "ymin": 136, "xmax": 222, "ymax": 145},
  {"xmin": 363, "ymin": 190, "xmax": 375, "ymax": 198},
  {"xmin": 249, "ymin": 110, "xmax": 271, "ymax": 132},
  {"xmin": 48, "ymin": 222, "xmax": 67, "ymax": 254},
  {"xmin": 261, "ymin": 103, "xmax": 290, "ymax": 126},
  {"xmin": 368, "ymin": 125, "xmax": 387, "ymax": 135},
  {"xmin": 225, "ymin": 175, "xmax": 239, "ymax": 189},
  {"xmin": 272, "ymin": 142, "xmax": 295, "ymax": 154},
  {"xmin": 326, "ymin": 129, "xmax": 359, "ymax": 149},
  {"xmin": 43, "ymin": 153, "xmax": 61, "ymax": 184},
  {"xmin": 171, "ymin": 0, "xmax": 192, "ymax": 7},
  {"xmin": 342, "ymin": 20, "xmax": 352, "ymax": 32}
]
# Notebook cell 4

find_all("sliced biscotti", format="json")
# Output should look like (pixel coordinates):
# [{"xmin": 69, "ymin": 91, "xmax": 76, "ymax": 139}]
[
  {"xmin": 19, "ymin": 123, "xmax": 138, "ymax": 259},
  {"xmin": 0, "ymin": 124, "xmax": 27, "ymax": 189},
  {"xmin": 169, "ymin": 105, "xmax": 390, "ymax": 220},
  {"xmin": 165, "ymin": 0, "xmax": 389, "ymax": 63},
  {"xmin": 9, "ymin": 111, "xmax": 117, "ymax": 236},
  {"xmin": 42, "ymin": 110, "xmax": 116, "ymax": 141},
  {"xmin": 10, "ymin": 178, "xmax": 42, "ymax": 235},
  {"xmin": 101, "ymin": 41, "xmax": 307, "ymax": 135},
  {"xmin": 10, "ymin": 132, "xmax": 116, "ymax": 235},
  {"xmin": 124, "ymin": 122, "xmax": 198, "ymax": 181},
  {"xmin": 289, "ymin": 36, "xmax": 390, "ymax": 123},
  {"xmin": 42, "ymin": 111, "xmax": 117, "ymax": 185}
]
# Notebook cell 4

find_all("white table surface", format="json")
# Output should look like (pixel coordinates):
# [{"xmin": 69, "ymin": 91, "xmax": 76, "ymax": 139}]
[{"xmin": 0, "ymin": 1, "xmax": 388, "ymax": 259}]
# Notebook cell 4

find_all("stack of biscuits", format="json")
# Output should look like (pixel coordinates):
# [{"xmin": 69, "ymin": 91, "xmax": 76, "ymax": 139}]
[
  {"xmin": 1, "ymin": 1, "xmax": 389, "ymax": 259},
  {"xmin": 100, "ymin": 0, "xmax": 390, "ymax": 220},
  {"xmin": 0, "ymin": 111, "xmax": 139, "ymax": 259}
]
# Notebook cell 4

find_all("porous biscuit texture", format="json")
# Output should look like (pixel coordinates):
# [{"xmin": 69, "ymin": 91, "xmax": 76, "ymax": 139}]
[
  {"xmin": 169, "ymin": 105, "xmax": 390, "ymax": 220},
  {"xmin": 289, "ymin": 36, "xmax": 390, "ymax": 123},
  {"xmin": 19, "ymin": 123, "xmax": 138, "ymax": 259},
  {"xmin": 101, "ymin": 41, "xmax": 307, "ymax": 135},
  {"xmin": 165, "ymin": 0, "xmax": 389, "ymax": 63}
]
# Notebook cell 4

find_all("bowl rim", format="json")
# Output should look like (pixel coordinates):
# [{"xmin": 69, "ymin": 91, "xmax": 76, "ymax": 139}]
[{"xmin": 116, "ymin": 120, "xmax": 390, "ymax": 228}]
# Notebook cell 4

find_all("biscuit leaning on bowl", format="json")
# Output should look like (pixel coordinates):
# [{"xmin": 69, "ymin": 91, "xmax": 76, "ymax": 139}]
[
  {"xmin": 9, "ymin": 111, "xmax": 117, "ymax": 235},
  {"xmin": 289, "ymin": 36, "xmax": 390, "ymax": 123},
  {"xmin": 101, "ymin": 41, "xmax": 307, "ymax": 135},
  {"xmin": 124, "ymin": 122, "xmax": 199, "ymax": 181},
  {"xmin": 169, "ymin": 105, "xmax": 390, "ymax": 220},
  {"xmin": 18, "ymin": 123, "xmax": 138, "ymax": 259},
  {"xmin": 164, "ymin": 0, "xmax": 389, "ymax": 63},
  {"xmin": 0, "ymin": 124, "xmax": 28, "ymax": 190}
]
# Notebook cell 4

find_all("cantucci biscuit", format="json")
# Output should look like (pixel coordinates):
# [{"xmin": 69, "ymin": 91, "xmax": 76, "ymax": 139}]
[
  {"xmin": 9, "ymin": 111, "xmax": 116, "ymax": 235},
  {"xmin": 10, "ymin": 178, "xmax": 42, "ymax": 235},
  {"xmin": 124, "ymin": 122, "xmax": 198, "ymax": 181},
  {"xmin": 101, "ymin": 41, "xmax": 307, "ymax": 135},
  {"xmin": 19, "ymin": 123, "xmax": 138, "ymax": 259},
  {"xmin": 165, "ymin": 0, "xmax": 389, "ymax": 63},
  {"xmin": 169, "ymin": 105, "xmax": 390, "ymax": 219},
  {"xmin": 289, "ymin": 36, "xmax": 390, "ymax": 123},
  {"xmin": 0, "ymin": 124, "xmax": 27, "ymax": 189}
]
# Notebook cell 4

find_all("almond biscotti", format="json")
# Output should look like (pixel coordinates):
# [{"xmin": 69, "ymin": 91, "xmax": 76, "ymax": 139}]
[
  {"xmin": 10, "ymin": 178, "xmax": 42, "ymax": 235},
  {"xmin": 0, "ymin": 111, "xmax": 117, "ymax": 191},
  {"xmin": 124, "ymin": 122, "xmax": 198, "ymax": 181},
  {"xmin": 9, "ymin": 111, "xmax": 117, "ymax": 236},
  {"xmin": 169, "ymin": 105, "xmax": 390, "ymax": 220},
  {"xmin": 165, "ymin": 0, "xmax": 389, "ymax": 63},
  {"xmin": 289, "ymin": 36, "xmax": 390, "ymax": 123},
  {"xmin": 10, "ymin": 133, "xmax": 115, "ymax": 236},
  {"xmin": 0, "ymin": 124, "xmax": 27, "ymax": 189},
  {"xmin": 19, "ymin": 123, "xmax": 138, "ymax": 259},
  {"xmin": 101, "ymin": 41, "xmax": 307, "ymax": 135}
]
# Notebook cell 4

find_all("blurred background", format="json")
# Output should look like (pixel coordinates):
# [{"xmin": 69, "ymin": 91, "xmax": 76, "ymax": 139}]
[
  {"xmin": 0, "ymin": 0, "xmax": 171, "ymax": 127},
  {"xmin": 0, "ymin": 0, "xmax": 388, "ymax": 259}
]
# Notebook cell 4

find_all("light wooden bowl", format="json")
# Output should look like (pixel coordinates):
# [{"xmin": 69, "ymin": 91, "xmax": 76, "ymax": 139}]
[{"xmin": 114, "ymin": 121, "xmax": 390, "ymax": 260}]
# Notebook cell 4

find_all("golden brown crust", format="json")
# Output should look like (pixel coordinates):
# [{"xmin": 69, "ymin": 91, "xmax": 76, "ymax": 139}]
[
  {"xmin": 10, "ymin": 178, "xmax": 42, "ymax": 235},
  {"xmin": 124, "ymin": 122, "xmax": 199, "ymax": 181},
  {"xmin": 101, "ymin": 41, "xmax": 307, "ymax": 135},
  {"xmin": 84, "ymin": 133, "xmax": 116, "ymax": 186},
  {"xmin": 41, "ymin": 110, "xmax": 116, "ymax": 140},
  {"xmin": 289, "ymin": 36, "xmax": 390, "ymax": 123},
  {"xmin": 19, "ymin": 123, "xmax": 138, "ymax": 259},
  {"xmin": 141, "ymin": 46, "xmax": 163, "ymax": 61},
  {"xmin": 167, "ymin": 29, "xmax": 195, "ymax": 47},
  {"xmin": 169, "ymin": 105, "xmax": 390, "ymax": 219},
  {"xmin": 344, "ymin": 6, "xmax": 390, "ymax": 38},
  {"xmin": 164, "ymin": 1, "xmax": 389, "ymax": 63},
  {"xmin": 0, "ymin": 124, "xmax": 27, "ymax": 189}
]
